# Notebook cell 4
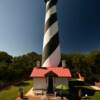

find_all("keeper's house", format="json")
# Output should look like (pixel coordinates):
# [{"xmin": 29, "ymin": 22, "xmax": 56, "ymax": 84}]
[{"xmin": 31, "ymin": 66, "xmax": 71, "ymax": 94}]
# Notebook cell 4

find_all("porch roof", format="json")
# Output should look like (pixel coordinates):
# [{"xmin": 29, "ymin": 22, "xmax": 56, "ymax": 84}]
[{"xmin": 30, "ymin": 67, "xmax": 72, "ymax": 78}]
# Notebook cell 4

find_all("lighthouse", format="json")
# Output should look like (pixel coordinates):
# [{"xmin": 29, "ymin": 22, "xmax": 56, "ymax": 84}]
[
  {"xmin": 42, "ymin": 0, "xmax": 60, "ymax": 67},
  {"xmin": 31, "ymin": 0, "xmax": 71, "ymax": 95}
]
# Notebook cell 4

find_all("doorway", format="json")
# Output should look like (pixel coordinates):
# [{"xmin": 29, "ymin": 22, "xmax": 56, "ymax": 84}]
[{"xmin": 47, "ymin": 77, "xmax": 54, "ymax": 94}]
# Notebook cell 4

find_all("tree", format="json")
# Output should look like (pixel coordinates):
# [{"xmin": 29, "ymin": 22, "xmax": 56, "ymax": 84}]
[
  {"xmin": 93, "ymin": 53, "xmax": 100, "ymax": 74},
  {"xmin": 12, "ymin": 52, "xmax": 41, "ymax": 80},
  {"xmin": 0, "ymin": 52, "xmax": 12, "ymax": 81},
  {"xmin": 0, "ymin": 51, "xmax": 12, "ymax": 63}
]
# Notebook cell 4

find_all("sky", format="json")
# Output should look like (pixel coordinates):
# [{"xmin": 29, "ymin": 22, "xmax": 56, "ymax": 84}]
[{"xmin": 0, "ymin": 0, "xmax": 100, "ymax": 56}]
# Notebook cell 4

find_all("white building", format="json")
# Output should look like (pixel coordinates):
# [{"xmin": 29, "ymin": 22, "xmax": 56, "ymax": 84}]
[{"xmin": 31, "ymin": 66, "xmax": 71, "ymax": 94}]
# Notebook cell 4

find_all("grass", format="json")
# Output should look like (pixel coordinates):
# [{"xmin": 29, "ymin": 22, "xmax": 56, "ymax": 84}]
[
  {"xmin": 91, "ymin": 91, "xmax": 100, "ymax": 100},
  {"xmin": 0, "ymin": 80, "xmax": 33, "ymax": 100},
  {"xmin": 0, "ymin": 80, "xmax": 100, "ymax": 100},
  {"xmin": 81, "ymin": 92, "xmax": 100, "ymax": 100}
]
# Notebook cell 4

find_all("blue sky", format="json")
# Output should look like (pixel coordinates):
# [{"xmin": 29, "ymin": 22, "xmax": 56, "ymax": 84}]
[{"xmin": 0, "ymin": 0, "xmax": 100, "ymax": 56}]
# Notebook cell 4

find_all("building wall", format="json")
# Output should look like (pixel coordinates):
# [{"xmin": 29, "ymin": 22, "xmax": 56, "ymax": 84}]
[
  {"xmin": 33, "ymin": 78, "xmax": 47, "ymax": 90},
  {"xmin": 53, "ymin": 77, "xmax": 68, "ymax": 88},
  {"xmin": 33, "ymin": 77, "xmax": 68, "ymax": 90}
]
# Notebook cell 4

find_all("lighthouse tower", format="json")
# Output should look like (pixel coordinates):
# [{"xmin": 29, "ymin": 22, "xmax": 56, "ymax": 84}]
[
  {"xmin": 42, "ymin": 0, "xmax": 60, "ymax": 67},
  {"xmin": 31, "ymin": 0, "xmax": 71, "ymax": 94}
]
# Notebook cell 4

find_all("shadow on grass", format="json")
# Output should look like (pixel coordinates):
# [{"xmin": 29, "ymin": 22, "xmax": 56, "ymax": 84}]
[
  {"xmin": 15, "ymin": 81, "xmax": 30, "ymax": 87},
  {"xmin": 2, "ymin": 86, "xmax": 12, "ymax": 90},
  {"xmin": 0, "ymin": 81, "xmax": 30, "ymax": 90}
]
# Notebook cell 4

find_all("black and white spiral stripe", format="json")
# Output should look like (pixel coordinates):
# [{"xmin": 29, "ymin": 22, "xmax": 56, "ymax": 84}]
[{"xmin": 42, "ymin": 0, "xmax": 61, "ymax": 67}]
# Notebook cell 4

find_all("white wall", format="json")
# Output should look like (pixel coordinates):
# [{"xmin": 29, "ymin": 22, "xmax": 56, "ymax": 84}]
[
  {"xmin": 33, "ymin": 77, "xmax": 68, "ymax": 90},
  {"xmin": 33, "ymin": 78, "xmax": 47, "ymax": 90},
  {"xmin": 53, "ymin": 77, "xmax": 68, "ymax": 88}
]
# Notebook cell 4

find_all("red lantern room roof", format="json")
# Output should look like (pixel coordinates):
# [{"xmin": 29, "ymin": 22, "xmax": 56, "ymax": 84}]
[{"xmin": 31, "ymin": 67, "xmax": 72, "ymax": 78}]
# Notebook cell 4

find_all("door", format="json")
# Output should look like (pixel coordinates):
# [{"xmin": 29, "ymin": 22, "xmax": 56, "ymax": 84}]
[{"xmin": 47, "ymin": 77, "xmax": 54, "ymax": 94}]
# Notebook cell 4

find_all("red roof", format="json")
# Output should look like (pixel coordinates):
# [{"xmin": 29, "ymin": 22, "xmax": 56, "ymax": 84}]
[{"xmin": 31, "ymin": 67, "xmax": 72, "ymax": 78}]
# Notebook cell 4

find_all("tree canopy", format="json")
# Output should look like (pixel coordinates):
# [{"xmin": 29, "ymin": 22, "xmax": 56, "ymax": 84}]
[{"xmin": 0, "ymin": 51, "xmax": 100, "ymax": 84}]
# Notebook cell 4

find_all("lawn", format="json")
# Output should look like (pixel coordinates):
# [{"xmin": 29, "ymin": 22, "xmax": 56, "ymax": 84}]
[
  {"xmin": 0, "ymin": 80, "xmax": 100, "ymax": 100},
  {"xmin": 91, "ymin": 91, "xmax": 100, "ymax": 100},
  {"xmin": 0, "ymin": 80, "xmax": 33, "ymax": 100},
  {"xmin": 81, "ymin": 92, "xmax": 100, "ymax": 100}
]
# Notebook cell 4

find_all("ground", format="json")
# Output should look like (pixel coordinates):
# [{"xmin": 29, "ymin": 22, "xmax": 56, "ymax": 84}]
[
  {"xmin": 0, "ymin": 80, "xmax": 100, "ymax": 100},
  {"xmin": 0, "ymin": 80, "xmax": 32, "ymax": 100}
]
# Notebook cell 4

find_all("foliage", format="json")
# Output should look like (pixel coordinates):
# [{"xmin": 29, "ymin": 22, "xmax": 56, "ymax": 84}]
[
  {"xmin": 0, "ymin": 50, "xmax": 100, "ymax": 85},
  {"xmin": 61, "ymin": 51, "xmax": 100, "ymax": 83},
  {"xmin": 0, "ymin": 51, "xmax": 40, "ymax": 83}
]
